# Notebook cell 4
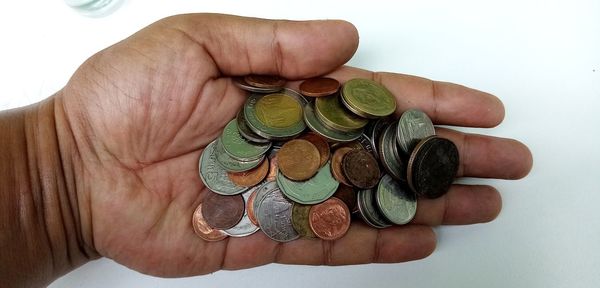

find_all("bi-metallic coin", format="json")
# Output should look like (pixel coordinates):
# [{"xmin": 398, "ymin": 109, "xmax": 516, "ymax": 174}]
[{"xmin": 244, "ymin": 93, "xmax": 306, "ymax": 140}]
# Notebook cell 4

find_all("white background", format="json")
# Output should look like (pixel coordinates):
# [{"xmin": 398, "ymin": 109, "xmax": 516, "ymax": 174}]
[{"xmin": 1, "ymin": 0, "xmax": 599, "ymax": 287}]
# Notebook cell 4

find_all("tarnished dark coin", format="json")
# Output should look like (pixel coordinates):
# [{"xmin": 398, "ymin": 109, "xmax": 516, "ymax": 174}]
[
  {"xmin": 332, "ymin": 184, "xmax": 357, "ymax": 213},
  {"xmin": 407, "ymin": 136, "xmax": 459, "ymax": 198},
  {"xmin": 201, "ymin": 192, "xmax": 245, "ymax": 230},
  {"xmin": 299, "ymin": 77, "xmax": 340, "ymax": 97},
  {"xmin": 192, "ymin": 204, "xmax": 228, "ymax": 242},
  {"xmin": 330, "ymin": 147, "xmax": 354, "ymax": 186},
  {"xmin": 244, "ymin": 75, "xmax": 286, "ymax": 89},
  {"xmin": 342, "ymin": 149, "xmax": 380, "ymax": 189}
]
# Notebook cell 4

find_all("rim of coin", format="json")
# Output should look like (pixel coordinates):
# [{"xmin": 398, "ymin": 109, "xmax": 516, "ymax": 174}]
[
  {"xmin": 252, "ymin": 181, "xmax": 279, "ymax": 219},
  {"xmin": 341, "ymin": 78, "xmax": 397, "ymax": 118},
  {"xmin": 342, "ymin": 149, "xmax": 381, "ymax": 189},
  {"xmin": 291, "ymin": 203, "xmax": 317, "ymax": 238},
  {"xmin": 303, "ymin": 102, "xmax": 362, "ymax": 142},
  {"xmin": 377, "ymin": 122, "xmax": 406, "ymax": 182},
  {"xmin": 298, "ymin": 132, "xmax": 331, "ymax": 167},
  {"xmin": 363, "ymin": 118, "xmax": 392, "ymax": 161},
  {"xmin": 277, "ymin": 162, "xmax": 339, "ymax": 205},
  {"xmin": 396, "ymin": 109, "xmax": 436, "ymax": 156},
  {"xmin": 244, "ymin": 74, "xmax": 286, "ymax": 89},
  {"xmin": 245, "ymin": 185, "xmax": 261, "ymax": 226},
  {"xmin": 221, "ymin": 119, "xmax": 271, "ymax": 161},
  {"xmin": 277, "ymin": 139, "xmax": 321, "ymax": 181},
  {"xmin": 201, "ymin": 192, "xmax": 245, "ymax": 230},
  {"xmin": 330, "ymin": 147, "xmax": 354, "ymax": 186},
  {"xmin": 315, "ymin": 94, "xmax": 369, "ymax": 132},
  {"xmin": 308, "ymin": 197, "xmax": 351, "ymax": 241},
  {"xmin": 232, "ymin": 77, "xmax": 283, "ymax": 93},
  {"xmin": 214, "ymin": 139, "xmax": 265, "ymax": 173},
  {"xmin": 356, "ymin": 189, "xmax": 392, "ymax": 228},
  {"xmin": 299, "ymin": 77, "xmax": 341, "ymax": 97},
  {"xmin": 198, "ymin": 140, "xmax": 248, "ymax": 195},
  {"xmin": 236, "ymin": 108, "xmax": 270, "ymax": 144},
  {"xmin": 192, "ymin": 203, "xmax": 228, "ymax": 242},
  {"xmin": 227, "ymin": 158, "xmax": 269, "ymax": 187},
  {"xmin": 256, "ymin": 187, "xmax": 300, "ymax": 242},
  {"xmin": 265, "ymin": 149, "xmax": 279, "ymax": 182},
  {"xmin": 375, "ymin": 174, "xmax": 417, "ymax": 225},
  {"xmin": 407, "ymin": 136, "xmax": 459, "ymax": 198},
  {"xmin": 281, "ymin": 88, "xmax": 309, "ymax": 106},
  {"xmin": 244, "ymin": 93, "xmax": 306, "ymax": 140}
]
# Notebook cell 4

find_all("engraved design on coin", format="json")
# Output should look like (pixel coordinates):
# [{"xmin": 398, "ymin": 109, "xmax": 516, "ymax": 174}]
[
  {"xmin": 255, "ymin": 94, "xmax": 302, "ymax": 128},
  {"xmin": 342, "ymin": 78, "xmax": 396, "ymax": 118},
  {"xmin": 309, "ymin": 197, "xmax": 351, "ymax": 240},
  {"xmin": 396, "ymin": 109, "xmax": 435, "ymax": 155},
  {"xmin": 199, "ymin": 140, "xmax": 248, "ymax": 195},
  {"xmin": 256, "ymin": 188, "xmax": 299, "ymax": 242},
  {"xmin": 192, "ymin": 204, "xmax": 228, "ymax": 242},
  {"xmin": 221, "ymin": 120, "xmax": 271, "ymax": 160},
  {"xmin": 376, "ymin": 174, "xmax": 417, "ymax": 225}
]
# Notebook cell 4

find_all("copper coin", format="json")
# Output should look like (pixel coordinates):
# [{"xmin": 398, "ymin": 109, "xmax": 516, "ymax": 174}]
[
  {"xmin": 309, "ymin": 197, "xmax": 351, "ymax": 241},
  {"xmin": 246, "ymin": 187, "xmax": 260, "ymax": 226},
  {"xmin": 342, "ymin": 149, "xmax": 381, "ymax": 189},
  {"xmin": 266, "ymin": 152, "xmax": 279, "ymax": 182},
  {"xmin": 291, "ymin": 203, "xmax": 317, "ymax": 238},
  {"xmin": 330, "ymin": 147, "xmax": 353, "ymax": 186},
  {"xmin": 192, "ymin": 203, "xmax": 228, "ymax": 242},
  {"xmin": 333, "ymin": 184, "xmax": 357, "ymax": 213},
  {"xmin": 227, "ymin": 158, "xmax": 269, "ymax": 187},
  {"xmin": 277, "ymin": 139, "xmax": 320, "ymax": 181},
  {"xmin": 244, "ymin": 75, "xmax": 286, "ymax": 89},
  {"xmin": 299, "ymin": 77, "xmax": 340, "ymax": 97},
  {"xmin": 299, "ymin": 132, "xmax": 331, "ymax": 167},
  {"xmin": 407, "ymin": 136, "xmax": 459, "ymax": 199},
  {"xmin": 201, "ymin": 192, "xmax": 245, "ymax": 230}
]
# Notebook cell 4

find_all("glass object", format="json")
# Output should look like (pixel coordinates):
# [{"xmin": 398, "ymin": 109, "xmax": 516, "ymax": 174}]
[{"xmin": 64, "ymin": 0, "xmax": 124, "ymax": 17}]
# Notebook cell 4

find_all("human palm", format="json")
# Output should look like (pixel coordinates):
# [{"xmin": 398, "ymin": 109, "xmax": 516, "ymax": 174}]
[{"xmin": 57, "ymin": 14, "xmax": 531, "ymax": 277}]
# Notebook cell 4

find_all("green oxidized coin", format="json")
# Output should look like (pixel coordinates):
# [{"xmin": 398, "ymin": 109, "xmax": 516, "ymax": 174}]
[
  {"xmin": 214, "ymin": 138, "xmax": 264, "ymax": 172},
  {"xmin": 198, "ymin": 140, "xmax": 248, "ymax": 195},
  {"xmin": 314, "ymin": 94, "xmax": 368, "ymax": 132},
  {"xmin": 221, "ymin": 119, "xmax": 271, "ymax": 161},
  {"xmin": 376, "ymin": 174, "xmax": 417, "ymax": 225},
  {"xmin": 244, "ymin": 93, "xmax": 306, "ymax": 140},
  {"xmin": 291, "ymin": 203, "xmax": 317, "ymax": 238},
  {"xmin": 276, "ymin": 162, "xmax": 339, "ymax": 205},
  {"xmin": 341, "ymin": 78, "xmax": 396, "ymax": 118},
  {"xmin": 303, "ymin": 103, "xmax": 362, "ymax": 142}
]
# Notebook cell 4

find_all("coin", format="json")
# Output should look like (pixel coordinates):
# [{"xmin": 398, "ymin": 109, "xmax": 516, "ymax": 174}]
[
  {"xmin": 256, "ymin": 187, "xmax": 300, "ymax": 242},
  {"xmin": 277, "ymin": 162, "xmax": 339, "ymax": 205},
  {"xmin": 315, "ymin": 94, "xmax": 368, "ymax": 132},
  {"xmin": 201, "ymin": 192, "xmax": 245, "ymax": 230},
  {"xmin": 407, "ymin": 136, "xmax": 459, "ymax": 198},
  {"xmin": 236, "ymin": 108, "xmax": 270, "ymax": 144},
  {"xmin": 233, "ymin": 77, "xmax": 282, "ymax": 93},
  {"xmin": 376, "ymin": 174, "xmax": 417, "ymax": 225},
  {"xmin": 192, "ymin": 203, "xmax": 228, "ymax": 242},
  {"xmin": 330, "ymin": 147, "xmax": 354, "ymax": 186},
  {"xmin": 309, "ymin": 197, "xmax": 351, "ymax": 241},
  {"xmin": 291, "ymin": 203, "xmax": 317, "ymax": 238},
  {"xmin": 252, "ymin": 181, "xmax": 278, "ymax": 219},
  {"xmin": 245, "ymin": 185, "xmax": 261, "ymax": 226},
  {"xmin": 281, "ymin": 87, "xmax": 309, "ymax": 106},
  {"xmin": 356, "ymin": 189, "xmax": 392, "ymax": 228},
  {"xmin": 244, "ymin": 93, "xmax": 306, "ymax": 140},
  {"xmin": 342, "ymin": 149, "xmax": 381, "ymax": 189},
  {"xmin": 396, "ymin": 109, "xmax": 436, "ymax": 155},
  {"xmin": 363, "ymin": 118, "xmax": 392, "ymax": 161},
  {"xmin": 332, "ymin": 184, "xmax": 357, "ymax": 213},
  {"xmin": 223, "ymin": 190, "xmax": 260, "ymax": 237},
  {"xmin": 244, "ymin": 75, "xmax": 286, "ymax": 89},
  {"xmin": 227, "ymin": 158, "xmax": 269, "ymax": 187},
  {"xmin": 214, "ymin": 138, "xmax": 264, "ymax": 173},
  {"xmin": 221, "ymin": 119, "xmax": 271, "ymax": 161},
  {"xmin": 299, "ymin": 132, "xmax": 330, "ymax": 167},
  {"xmin": 299, "ymin": 77, "xmax": 340, "ymax": 97},
  {"xmin": 341, "ymin": 78, "xmax": 396, "ymax": 118},
  {"xmin": 265, "ymin": 148, "xmax": 279, "ymax": 182},
  {"xmin": 377, "ymin": 122, "xmax": 406, "ymax": 182},
  {"xmin": 303, "ymin": 102, "xmax": 362, "ymax": 143},
  {"xmin": 198, "ymin": 140, "xmax": 248, "ymax": 195},
  {"xmin": 277, "ymin": 139, "xmax": 320, "ymax": 181}
]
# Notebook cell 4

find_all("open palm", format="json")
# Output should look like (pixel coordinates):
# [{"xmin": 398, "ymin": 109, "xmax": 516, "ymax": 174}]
[{"xmin": 57, "ymin": 14, "xmax": 531, "ymax": 277}]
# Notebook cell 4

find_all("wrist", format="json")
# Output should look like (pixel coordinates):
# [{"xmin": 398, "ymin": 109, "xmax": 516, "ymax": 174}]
[{"xmin": 0, "ymin": 93, "xmax": 98, "ymax": 287}]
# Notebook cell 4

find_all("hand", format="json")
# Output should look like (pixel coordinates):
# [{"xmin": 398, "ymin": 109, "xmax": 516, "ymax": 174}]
[{"xmin": 57, "ymin": 13, "xmax": 532, "ymax": 277}]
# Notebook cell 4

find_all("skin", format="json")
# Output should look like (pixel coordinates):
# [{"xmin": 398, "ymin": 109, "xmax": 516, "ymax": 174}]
[{"xmin": 0, "ymin": 13, "xmax": 532, "ymax": 287}]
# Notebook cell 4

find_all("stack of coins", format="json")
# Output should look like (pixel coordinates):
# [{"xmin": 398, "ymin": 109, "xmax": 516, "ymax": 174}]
[{"xmin": 194, "ymin": 75, "xmax": 459, "ymax": 242}]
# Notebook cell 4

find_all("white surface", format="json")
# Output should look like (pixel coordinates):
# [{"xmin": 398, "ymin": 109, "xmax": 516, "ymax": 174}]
[{"xmin": 1, "ymin": 0, "xmax": 599, "ymax": 287}]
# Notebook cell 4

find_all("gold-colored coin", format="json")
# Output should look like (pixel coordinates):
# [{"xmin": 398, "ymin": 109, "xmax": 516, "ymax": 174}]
[
  {"xmin": 255, "ymin": 93, "xmax": 302, "ymax": 128},
  {"xmin": 315, "ymin": 94, "xmax": 368, "ymax": 132},
  {"xmin": 277, "ymin": 139, "xmax": 320, "ymax": 181}
]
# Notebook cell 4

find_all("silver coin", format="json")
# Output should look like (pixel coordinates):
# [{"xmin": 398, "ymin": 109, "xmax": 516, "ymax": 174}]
[
  {"xmin": 256, "ymin": 187, "xmax": 300, "ymax": 242},
  {"xmin": 232, "ymin": 77, "xmax": 283, "ymax": 93},
  {"xmin": 396, "ymin": 109, "xmax": 435, "ymax": 155},
  {"xmin": 198, "ymin": 140, "xmax": 248, "ymax": 195},
  {"xmin": 253, "ymin": 181, "xmax": 278, "ymax": 217},
  {"xmin": 357, "ymin": 189, "xmax": 392, "ymax": 228},
  {"xmin": 214, "ymin": 138, "xmax": 264, "ymax": 172},
  {"xmin": 378, "ymin": 122, "xmax": 406, "ymax": 182},
  {"xmin": 222, "ymin": 190, "xmax": 260, "ymax": 237},
  {"xmin": 236, "ymin": 108, "xmax": 270, "ymax": 143},
  {"xmin": 375, "ymin": 174, "xmax": 417, "ymax": 225},
  {"xmin": 303, "ymin": 102, "xmax": 362, "ymax": 142},
  {"xmin": 364, "ymin": 118, "xmax": 392, "ymax": 160},
  {"xmin": 356, "ymin": 134, "xmax": 378, "ymax": 160}
]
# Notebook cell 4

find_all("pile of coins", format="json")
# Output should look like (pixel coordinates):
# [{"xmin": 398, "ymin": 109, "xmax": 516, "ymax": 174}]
[{"xmin": 193, "ymin": 75, "xmax": 459, "ymax": 242}]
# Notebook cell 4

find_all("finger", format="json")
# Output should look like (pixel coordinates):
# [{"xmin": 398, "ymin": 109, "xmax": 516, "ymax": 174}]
[
  {"xmin": 411, "ymin": 184, "xmax": 502, "ymax": 226},
  {"xmin": 290, "ymin": 66, "xmax": 504, "ymax": 128},
  {"xmin": 437, "ymin": 127, "xmax": 533, "ymax": 179},
  {"xmin": 165, "ymin": 13, "xmax": 359, "ymax": 78},
  {"xmin": 220, "ymin": 224, "xmax": 436, "ymax": 270}
]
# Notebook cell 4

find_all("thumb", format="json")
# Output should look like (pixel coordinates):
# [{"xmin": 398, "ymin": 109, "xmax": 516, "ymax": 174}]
[{"xmin": 162, "ymin": 13, "xmax": 359, "ymax": 79}]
